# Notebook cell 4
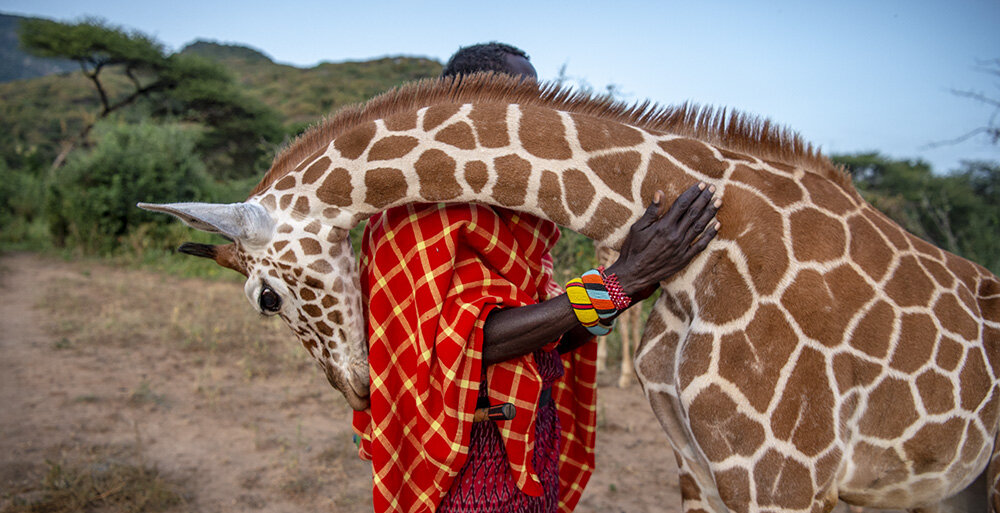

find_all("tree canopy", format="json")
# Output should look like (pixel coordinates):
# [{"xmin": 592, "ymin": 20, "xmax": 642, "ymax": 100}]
[{"xmin": 19, "ymin": 17, "xmax": 284, "ymax": 174}]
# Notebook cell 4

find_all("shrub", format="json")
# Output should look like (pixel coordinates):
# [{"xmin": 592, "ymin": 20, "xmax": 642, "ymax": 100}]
[{"xmin": 47, "ymin": 121, "xmax": 211, "ymax": 254}]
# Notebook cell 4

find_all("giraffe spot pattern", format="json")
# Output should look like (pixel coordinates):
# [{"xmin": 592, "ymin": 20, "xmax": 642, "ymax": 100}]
[
  {"xmin": 959, "ymin": 349, "xmax": 991, "ymax": 410},
  {"xmin": 434, "ymin": 122, "xmax": 477, "ymax": 150},
  {"xmin": 641, "ymin": 154, "xmax": 690, "ymax": 207},
  {"xmin": 415, "ymin": 149, "xmax": 461, "ymax": 201},
  {"xmin": 847, "ymin": 214, "xmax": 894, "ymax": 281},
  {"xmin": 580, "ymin": 198, "xmax": 633, "ymax": 243},
  {"xmin": 790, "ymin": 208, "xmax": 846, "ymax": 262},
  {"xmin": 587, "ymin": 151, "xmax": 641, "ymax": 201},
  {"xmin": 383, "ymin": 110, "xmax": 417, "ymax": 131},
  {"xmin": 915, "ymin": 369, "xmax": 956, "ymax": 414},
  {"xmin": 902, "ymin": 418, "xmax": 964, "ymax": 474},
  {"xmin": 936, "ymin": 336, "xmax": 965, "ymax": 371},
  {"xmin": 333, "ymin": 121, "xmax": 376, "ymax": 160},
  {"xmin": 275, "ymin": 175, "xmax": 297, "ymax": 191},
  {"xmin": 572, "ymin": 113, "xmax": 644, "ymax": 152},
  {"xmin": 678, "ymin": 332, "xmax": 713, "ymax": 391},
  {"xmin": 885, "ymin": 255, "xmax": 936, "ymax": 308},
  {"xmin": 717, "ymin": 304, "xmax": 797, "ymax": 412},
  {"xmin": 368, "ymin": 135, "xmax": 420, "ymax": 161},
  {"xmin": 731, "ymin": 164, "xmax": 803, "ymax": 207},
  {"xmin": 316, "ymin": 167, "xmax": 353, "ymax": 207},
  {"xmin": 782, "ymin": 266, "xmax": 873, "ymax": 347},
  {"xmin": 801, "ymin": 172, "xmax": 856, "ymax": 215},
  {"xmin": 860, "ymin": 377, "xmax": 919, "ymax": 438},
  {"xmin": 423, "ymin": 104, "xmax": 461, "ymax": 131},
  {"xmin": 724, "ymin": 189, "xmax": 788, "ymax": 296},
  {"xmin": 464, "ymin": 161, "xmax": 488, "ymax": 193},
  {"xmin": 302, "ymin": 156, "xmax": 332, "ymax": 184},
  {"xmin": 469, "ymin": 103, "xmax": 510, "ymax": 148},
  {"xmin": 519, "ymin": 106, "xmax": 572, "ymax": 160},
  {"xmin": 934, "ymin": 293, "xmax": 979, "ymax": 340},
  {"xmin": 864, "ymin": 208, "xmax": 910, "ymax": 250},
  {"xmin": 715, "ymin": 467, "xmax": 751, "ymax": 513},
  {"xmin": 537, "ymin": 170, "xmax": 570, "ymax": 226},
  {"xmin": 849, "ymin": 300, "xmax": 895, "ymax": 358},
  {"xmin": 694, "ymin": 250, "xmax": 753, "ymax": 325},
  {"xmin": 493, "ymin": 154, "xmax": 531, "ymax": 207},
  {"xmin": 562, "ymin": 168, "xmax": 596, "ymax": 216},
  {"xmin": 846, "ymin": 441, "xmax": 909, "ymax": 489},
  {"xmin": 293, "ymin": 196, "xmax": 310, "ymax": 215},
  {"xmin": 753, "ymin": 449, "xmax": 813, "ymax": 509},
  {"xmin": 770, "ymin": 346, "xmax": 835, "ymax": 456},
  {"xmin": 919, "ymin": 256, "xmax": 955, "ymax": 289},
  {"xmin": 888, "ymin": 313, "xmax": 937, "ymax": 373},
  {"xmin": 300, "ymin": 238, "xmax": 322, "ymax": 255},
  {"xmin": 279, "ymin": 194, "xmax": 292, "ymax": 210},
  {"xmin": 658, "ymin": 139, "xmax": 728, "ymax": 180},
  {"xmin": 364, "ymin": 167, "xmax": 407, "ymax": 208},
  {"xmin": 688, "ymin": 384, "xmax": 766, "ymax": 462},
  {"xmin": 831, "ymin": 352, "xmax": 883, "ymax": 393}
]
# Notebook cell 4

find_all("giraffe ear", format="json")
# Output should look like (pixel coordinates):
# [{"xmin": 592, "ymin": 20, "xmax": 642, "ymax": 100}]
[
  {"xmin": 136, "ymin": 202, "xmax": 274, "ymax": 247},
  {"xmin": 178, "ymin": 242, "xmax": 248, "ymax": 276}
]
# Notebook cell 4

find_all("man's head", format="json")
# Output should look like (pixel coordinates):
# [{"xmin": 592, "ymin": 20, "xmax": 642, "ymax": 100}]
[{"xmin": 441, "ymin": 42, "xmax": 537, "ymax": 79}]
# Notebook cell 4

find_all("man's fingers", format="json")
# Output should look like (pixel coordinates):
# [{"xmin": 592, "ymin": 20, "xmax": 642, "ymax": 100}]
[
  {"xmin": 663, "ymin": 183, "xmax": 705, "ymax": 225},
  {"xmin": 683, "ymin": 197, "xmax": 721, "ymax": 245},
  {"xmin": 634, "ymin": 190, "xmax": 664, "ymax": 230},
  {"xmin": 685, "ymin": 222, "xmax": 720, "ymax": 258}
]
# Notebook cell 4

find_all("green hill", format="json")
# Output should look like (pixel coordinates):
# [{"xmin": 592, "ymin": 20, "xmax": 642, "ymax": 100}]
[
  {"xmin": 180, "ymin": 40, "xmax": 441, "ymax": 127},
  {"xmin": 0, "ymin": 19, "xmax": 441, "ymax": 170}
]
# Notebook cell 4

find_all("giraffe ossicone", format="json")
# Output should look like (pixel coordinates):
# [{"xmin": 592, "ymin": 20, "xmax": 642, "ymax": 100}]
[{"xmin": 142, "ymin": 74, "xmax": 1000, "ymax": 512}]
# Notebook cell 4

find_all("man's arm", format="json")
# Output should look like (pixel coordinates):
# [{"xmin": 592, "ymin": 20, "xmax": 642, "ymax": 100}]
[{"xmin": 481, "ymin": 183, "xmax": 720, "ymax": 366}]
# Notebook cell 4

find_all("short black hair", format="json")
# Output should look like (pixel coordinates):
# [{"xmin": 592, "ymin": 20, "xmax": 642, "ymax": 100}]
[{"xmin": 441, "ymin": 42, "xmax": 531, "ymax": 78}]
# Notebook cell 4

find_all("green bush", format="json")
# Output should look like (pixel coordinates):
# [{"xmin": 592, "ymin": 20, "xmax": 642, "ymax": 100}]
[{"xmin": 47, "ymin": 121, "xmax": 212, "ymax": 254}]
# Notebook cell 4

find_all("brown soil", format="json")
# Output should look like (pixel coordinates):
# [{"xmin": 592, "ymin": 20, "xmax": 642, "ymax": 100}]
[{"xmin": 0, "ymin": 253, "xmax": 885, "ymax": 512}]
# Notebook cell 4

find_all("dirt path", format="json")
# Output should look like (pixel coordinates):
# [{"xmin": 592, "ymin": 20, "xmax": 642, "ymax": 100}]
[{"xmin": 0, "ymin": 252, "xmax": 893, "ymax": 512}]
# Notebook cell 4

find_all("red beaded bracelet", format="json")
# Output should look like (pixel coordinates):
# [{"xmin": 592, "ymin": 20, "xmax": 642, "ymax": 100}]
[{"xmin": 597, "ymin": 265, "xmax": 632, "ymax": 310}]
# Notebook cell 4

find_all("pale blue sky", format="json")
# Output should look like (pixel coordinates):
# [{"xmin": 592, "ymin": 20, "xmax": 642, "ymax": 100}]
[{"xmin": 4, "ymin": 0, "xmax": 999, "ymax": 173}]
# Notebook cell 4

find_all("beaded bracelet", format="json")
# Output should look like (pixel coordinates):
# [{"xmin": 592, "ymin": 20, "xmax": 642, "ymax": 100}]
[
  {"xmin": 565, "ymin": 277, "xmax": 613, "ymax": 336},
  {"xmin": 598, "ymin": 265, "xmax": 632, "ymax": 310}
]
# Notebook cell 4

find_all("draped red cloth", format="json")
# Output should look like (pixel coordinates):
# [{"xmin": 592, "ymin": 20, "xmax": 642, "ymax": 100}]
[{"xmin": 351, "ymin": 203, "xmax": 598, "ymax": 513}]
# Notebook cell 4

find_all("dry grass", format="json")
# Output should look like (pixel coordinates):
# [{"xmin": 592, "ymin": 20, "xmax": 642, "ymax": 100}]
[
  {"xmin": 37, "ymin": 267, "xmax": 307, "ymax": 380},
  {"xmin": 1, "ymin": 445, "xmax": 184, "ymax": 513}
]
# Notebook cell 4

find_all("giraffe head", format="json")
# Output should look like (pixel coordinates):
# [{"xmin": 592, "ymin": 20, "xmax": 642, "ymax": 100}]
[{"xmin": 137, "ymin": 200, "xmax": 370, "ymax": 410}]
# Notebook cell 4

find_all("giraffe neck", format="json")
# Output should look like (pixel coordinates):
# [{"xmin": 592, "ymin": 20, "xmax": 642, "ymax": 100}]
[{"xmin": 252, "ymin": 101, "xmax": 746, "ymax": 249}]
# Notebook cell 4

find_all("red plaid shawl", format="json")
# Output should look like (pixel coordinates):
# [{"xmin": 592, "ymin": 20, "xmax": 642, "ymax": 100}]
[{"xmin": 352, "ymin": 203, "xmax": 598, "ymax": 513}]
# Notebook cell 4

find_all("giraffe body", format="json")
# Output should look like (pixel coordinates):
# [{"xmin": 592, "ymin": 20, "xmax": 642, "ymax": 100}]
[{"xmin": 141, "ymin": 75, "xmax": 1000, "ymax": 511}]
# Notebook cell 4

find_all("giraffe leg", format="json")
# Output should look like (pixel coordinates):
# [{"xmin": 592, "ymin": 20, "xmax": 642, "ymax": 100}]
[
  {"xmin": 595, "ymin": 333, "xmax": 608, "ymax": 373},
  {"xmin": 618, "ymin": 306, "xmax": 636, "ymax": 388},
  {"xmin": 990, "ymin": 435, "xmax": 1000, "ymax": 512}
]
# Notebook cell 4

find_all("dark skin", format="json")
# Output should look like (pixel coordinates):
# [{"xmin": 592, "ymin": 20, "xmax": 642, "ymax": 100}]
[{"xmin": 481, "ymin": 183, "xmax": 721, "ymax": 365}]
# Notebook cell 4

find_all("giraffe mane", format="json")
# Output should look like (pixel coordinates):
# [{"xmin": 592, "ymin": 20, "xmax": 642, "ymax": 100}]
[{"xmin": 252, "ymin": 73, "xmax": 853, "ymax": 197}]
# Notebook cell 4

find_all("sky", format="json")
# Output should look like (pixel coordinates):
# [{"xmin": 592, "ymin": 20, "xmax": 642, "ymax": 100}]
[{"xmin": 3, "ymin": 0, "xmax": 999, "ymax": 174}]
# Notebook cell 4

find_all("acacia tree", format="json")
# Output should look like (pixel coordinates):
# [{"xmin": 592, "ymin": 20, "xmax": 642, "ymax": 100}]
[{"xmin": 19, "ymin": 17, "xmax": 283, "ymax": 173}]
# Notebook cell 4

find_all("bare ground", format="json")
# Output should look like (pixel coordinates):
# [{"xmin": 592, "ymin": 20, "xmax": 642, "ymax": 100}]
[{"xmin": 0, "ymin": 252, "xmax": 882, "ymax": 512}]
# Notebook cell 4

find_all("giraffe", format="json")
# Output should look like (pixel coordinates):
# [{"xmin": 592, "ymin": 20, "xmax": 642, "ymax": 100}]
[
  {"xmin": 139, "ymin": 74, "xmax": 1000, "ymax": 512},
  {"xmin": 595, "ymin": 243, "xmax": 640, "ymax": 388}
]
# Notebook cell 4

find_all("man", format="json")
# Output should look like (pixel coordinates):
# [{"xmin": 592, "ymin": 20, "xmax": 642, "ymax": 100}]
[{"xmin": 352, "ymin": 43, "xmax": 719, "ymax": 513}]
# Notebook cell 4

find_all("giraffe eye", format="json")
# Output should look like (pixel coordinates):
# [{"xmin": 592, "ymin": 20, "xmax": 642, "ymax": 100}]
[{"xmin": 259, "ymin": 284, "xmax": 282, "ymax": 314}]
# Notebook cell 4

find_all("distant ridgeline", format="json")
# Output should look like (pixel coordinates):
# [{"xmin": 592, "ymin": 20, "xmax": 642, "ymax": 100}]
[{"xmin": 0, "ymin": 13, "xmax": 77, "ymax": 82}]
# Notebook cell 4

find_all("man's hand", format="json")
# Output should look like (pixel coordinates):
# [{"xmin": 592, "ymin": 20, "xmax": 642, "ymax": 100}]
[{"xmin": 605, "ymin": 183, "xmax": 720, "ymax": 303}]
